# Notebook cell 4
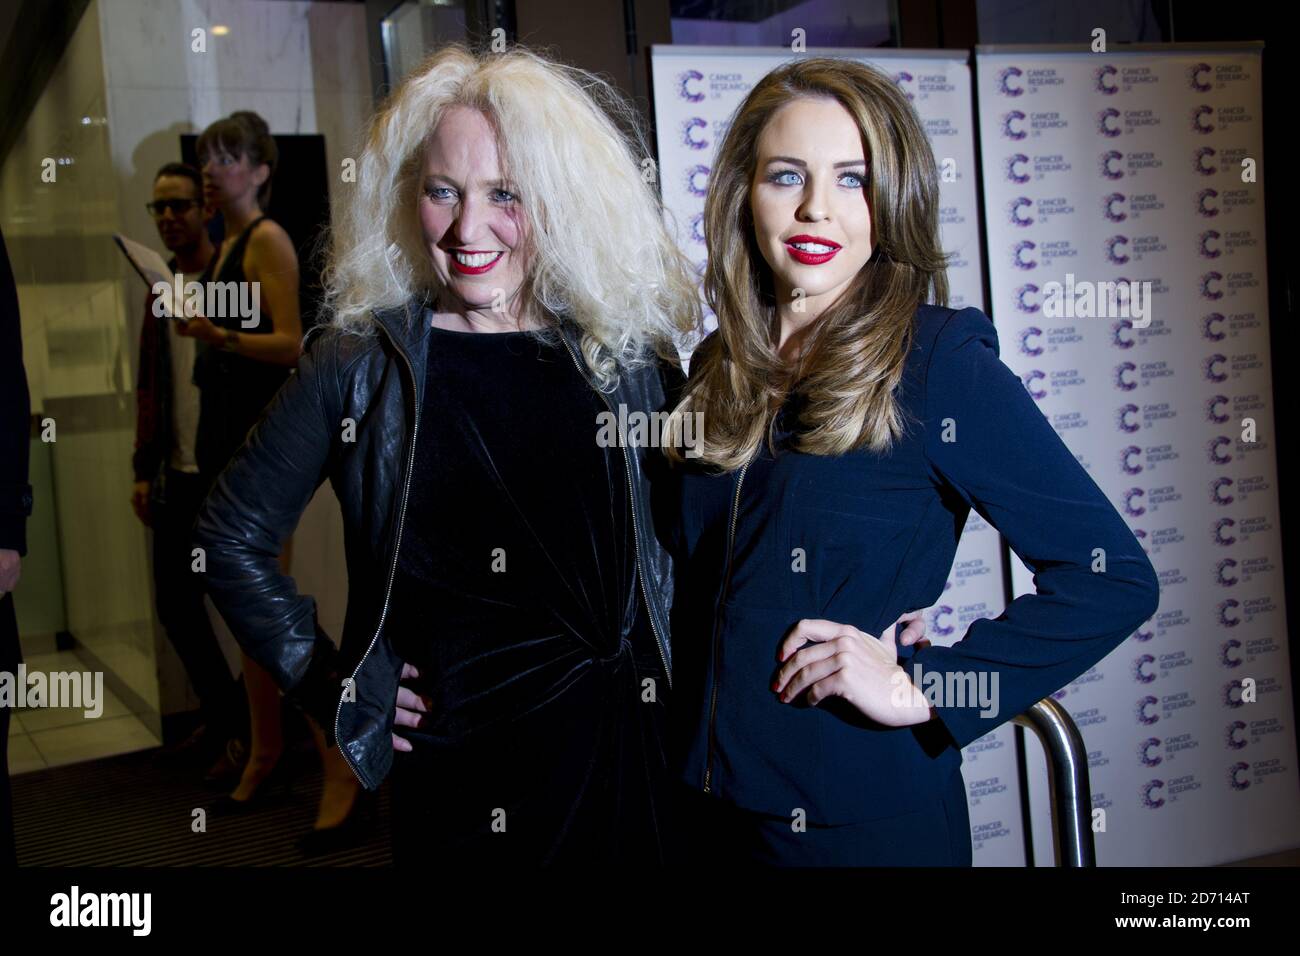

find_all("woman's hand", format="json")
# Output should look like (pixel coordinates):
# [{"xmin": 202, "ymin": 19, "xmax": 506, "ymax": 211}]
[
  {"xmin": 130, "ymin": 480, "xmax": 152, "ymax": 526},
  {"xmin": 175, "ymin": 312, "xmax": 224, "ymax": 346},
  {"xmin": 392, "ymin": 662, "xmax": 430, "ymax": 752},
  {"xmin": 773, "ymin": 616, "xmax": 932, "ymax": 726}
]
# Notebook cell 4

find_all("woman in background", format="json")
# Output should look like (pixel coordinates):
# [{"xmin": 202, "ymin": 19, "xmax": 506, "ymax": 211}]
[{"xmin": 180, "ymin": 110, "xmax": 365, "ymax": 852}]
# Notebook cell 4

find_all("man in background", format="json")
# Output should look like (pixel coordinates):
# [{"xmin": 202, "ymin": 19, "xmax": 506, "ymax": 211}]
[
  {"xmin": 0, "ymin": 224, "xmax": 32, "ymax": 867},
  {"xmin": 135, "ymin": 163, "xmax": 246, "ymax": 783}
]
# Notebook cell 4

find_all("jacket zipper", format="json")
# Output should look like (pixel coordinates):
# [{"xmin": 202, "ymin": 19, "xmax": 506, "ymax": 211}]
[
  {"xmin": 555, "ymin": 334, "xmax": 673, "ymax": 689},
  {"xmin": 334, "ymin": 325, "xmax": 420, "ymax": 785},
  {"xmin": 703, "ymin": 455, "xmax": 752, "ymax": 793}
]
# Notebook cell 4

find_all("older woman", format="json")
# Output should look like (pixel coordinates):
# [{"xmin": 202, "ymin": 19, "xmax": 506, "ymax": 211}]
[
  {"xmin": 192, "ymin": 44, "xmax": 700, "ymax": 865},
  {"xmin": 662, "ymin": 57, "xmax": 1161, "ymax": 865}
]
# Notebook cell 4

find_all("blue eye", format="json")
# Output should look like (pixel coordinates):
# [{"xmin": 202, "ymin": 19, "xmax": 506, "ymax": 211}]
[
  {"xmin": 840, "ymin": 172, "xmax": 866, "ymax": 188},
  {"xmin": 492, "ymin": 189, "xmax": 517, "ymax": 203},
  {"xmin": 425, "ymin": 185, "xmax": 455, "ymax": 202},
  {"xmin": 767, "ymin": 169, "xmax": 802, "ymax": 186}
]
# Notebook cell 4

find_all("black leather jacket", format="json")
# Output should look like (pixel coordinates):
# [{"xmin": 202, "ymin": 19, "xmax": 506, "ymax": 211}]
[{"xmin": 192, "ymin": 297, "xmax": 683, "ymax": 791}]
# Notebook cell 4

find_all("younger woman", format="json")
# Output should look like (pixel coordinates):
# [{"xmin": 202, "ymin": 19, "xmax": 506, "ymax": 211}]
[{"xmin": 663, "ymin": 58, "xmax": 1161, "ymax": 866}]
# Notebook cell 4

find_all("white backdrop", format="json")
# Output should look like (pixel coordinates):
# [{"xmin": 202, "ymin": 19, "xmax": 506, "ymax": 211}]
[{"xmin": 975, "ymin": 43, "xmax": 1299, "ymax": 865}]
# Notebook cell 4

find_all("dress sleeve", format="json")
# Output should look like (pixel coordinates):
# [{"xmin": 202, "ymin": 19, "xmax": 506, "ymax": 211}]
[{"xmin": 907, "ymin": 307, "xmax": 1160, "ymax": 750}]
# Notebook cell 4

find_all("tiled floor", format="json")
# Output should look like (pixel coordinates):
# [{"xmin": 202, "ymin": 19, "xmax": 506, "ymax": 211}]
[{"xmin": 6, "ymin": 649, "xmax": 161, "ymax": 774}]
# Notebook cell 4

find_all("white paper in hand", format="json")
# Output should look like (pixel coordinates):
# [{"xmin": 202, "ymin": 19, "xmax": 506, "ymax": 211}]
[{"xmin": 112, "ymin": 233, "xmax": 180, "ymax": 318}]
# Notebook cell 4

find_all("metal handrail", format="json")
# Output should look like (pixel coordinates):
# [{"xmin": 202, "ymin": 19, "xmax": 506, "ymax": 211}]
[{"xmin": 1012, "ymin": 697, "xmax": 1096, "ymax": 867}]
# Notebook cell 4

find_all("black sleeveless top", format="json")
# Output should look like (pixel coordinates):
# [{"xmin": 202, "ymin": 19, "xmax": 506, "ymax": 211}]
[{"xmin": 191, "ymin": 215, "xmax": 292, "ymax": 477}]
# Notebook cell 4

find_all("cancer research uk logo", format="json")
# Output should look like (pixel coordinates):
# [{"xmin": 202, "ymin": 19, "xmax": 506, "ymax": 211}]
[
  {"xmin": 1099, "ymin": 150, "xmax": 1123, "ymax": 180},
  {"xmin": 1221, "ymin": 638, "xmax": 1243, "ymax": 665},
  {"xmin": 1099, "ymin": 148, "xmax": 1164, "ymax": 181},
  {"xmin": 927, "ymin": 605, "xmax": 956, "ymax": 638},
  {"xmin": 891, "ymin": 71, "xmax": 915, "ymax": 101},
  {"xmin": 1122, "ymin": 488, "xmax": 1146, "ymax": 517},
  {"xmin": 1189, "ymin": 62, "xmax": 1213, "ymax": 93},
  {"xmin": 1007, "ymin": 196, "xmax": 1033, "ymax": 227},
  {"xmin": 1194, "ymin": 146, "xmax": 1217, "ymax": 176},
  {"xmin": 1098, "ymin": 107, "xmax": 1121, "ymax": 138},
  {"xmin": 1102, "ymin": 193, "xmax": 1127, "ymax": 222},
  {"xmin": 1104, "ymin": 235, "xmax": 1130, "ymax": 265},
  {"xmin": 680, "ymin": 117, "xmax": 708, "ymax": 150},
  {"xmin": 676, "ymin": 70, "xmax": 704, "ymax": 102},
  {"xmin": 1140, "ymin": 773, "xmax": 1204, "ymax": 808},
  {"xmin": 1005, "ymin": 153, "xmax": 1030, "ymax": 184},
  {"xmin": 1011, "ymin": 241, "xmax": 1036, "ymax": 270},
  {"xmin": 683, "ymin": 164, "xmax": 709, "ymax": 198},
  {"xmin": 1001, "ymin": 110, "xmax": 1026, "ymax": 140},
  {"xmin": 1191, "ymin": 104, "xmax": 1215, "ymax": 135},
  {"xmin": 676, "ymin": 69, "xmax": 747, "ymax": 105},
  {"xmin": 997, "ymin": 66, "xmax": 1024, "ymax": 97},
  {"xmin": 1018, "ymin": 326, "xmax": 1043, "ymax": 356}
]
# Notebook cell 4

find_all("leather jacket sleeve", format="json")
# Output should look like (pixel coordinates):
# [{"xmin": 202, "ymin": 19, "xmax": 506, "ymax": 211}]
[{"xmin": 191, "ymin": 326, "xmax": 346, "ymax": 744}]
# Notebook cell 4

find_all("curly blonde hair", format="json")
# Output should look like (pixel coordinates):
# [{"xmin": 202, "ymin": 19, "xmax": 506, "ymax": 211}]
[{"xmin": 321, "ymin": 43, "xmax": 700, "ymax": 386}]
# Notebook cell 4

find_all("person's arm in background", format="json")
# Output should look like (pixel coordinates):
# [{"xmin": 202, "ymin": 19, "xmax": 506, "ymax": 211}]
[
  {"xmin": 130, "ymin": 290, "xmax": 165, "ymax": 526},
  {"xmin": 190, "ymin": 324, "xmax": 344, "ymax": 741},
  {"xmin": 909, "ymin": 307, "xmax": 1161, "ymax": 749},
  {"xmin": 0, "ymin": 226, "xmax": 33, "ymax": 597},
  {"xmin": 175, "ymin": 221, "xmax": 302, "ymax": 365}
]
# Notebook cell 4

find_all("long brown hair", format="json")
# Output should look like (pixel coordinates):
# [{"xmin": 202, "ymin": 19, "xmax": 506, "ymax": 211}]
[{"xmin": 666, "ymin": 57, "xmax": 949, "ymax": 470}]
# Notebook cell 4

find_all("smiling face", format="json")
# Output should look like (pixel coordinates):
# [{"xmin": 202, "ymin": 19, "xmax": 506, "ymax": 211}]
[
  {"xmin": 749, "ymin": 96, "xmax": 874, "ymax": 318},
  {"xmin": 418, "ymin": 105, "xmax": 529, "ymax": 318}
]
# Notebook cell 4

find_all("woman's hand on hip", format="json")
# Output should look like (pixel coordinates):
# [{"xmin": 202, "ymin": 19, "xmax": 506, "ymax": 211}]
[
  {"xmin": 392, "ymin": 662, "xmax": 430, "ymax": 752},
  {"xmin": 773, "ymin": 617, "xmax": 932, "ymax": 727}
]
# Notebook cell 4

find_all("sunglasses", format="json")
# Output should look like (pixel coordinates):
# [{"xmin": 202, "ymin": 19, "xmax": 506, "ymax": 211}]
[{"xmin": 146, "ymin": 199, "xmax": 201, "ymax": 217}]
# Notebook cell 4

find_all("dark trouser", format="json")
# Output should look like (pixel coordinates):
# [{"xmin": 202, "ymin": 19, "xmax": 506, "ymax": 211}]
[
  {"xmin": 152, "ymin": 468, "xmax": 243, "ymax": 741},
  {"xmin": 671, "ymin": 769, "xmax": 973, "ymax": 867},
  {"xmin": 1, "ymin": 591, "xmax": 18, "ymax": 866}
]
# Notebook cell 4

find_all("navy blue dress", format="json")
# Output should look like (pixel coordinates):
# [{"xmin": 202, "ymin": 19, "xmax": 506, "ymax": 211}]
[{"xmin": 663, "ymin": 305, "xmax": 1161, "ymax": 865}]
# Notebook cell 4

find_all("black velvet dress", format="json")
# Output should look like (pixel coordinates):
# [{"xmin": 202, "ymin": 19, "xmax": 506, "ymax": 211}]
[{"xmin": 385, "ymin": 323, "xmax": 670, "ymax": 866}]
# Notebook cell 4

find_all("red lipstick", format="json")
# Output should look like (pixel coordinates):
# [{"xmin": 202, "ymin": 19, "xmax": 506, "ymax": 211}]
[
  {"xmin": 784, "ymin": 234, "xmax": 842, "ymax": 265},
  {"xmin": 448, "ymin": 249, "xmax": 504, "ymax": 275}
]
